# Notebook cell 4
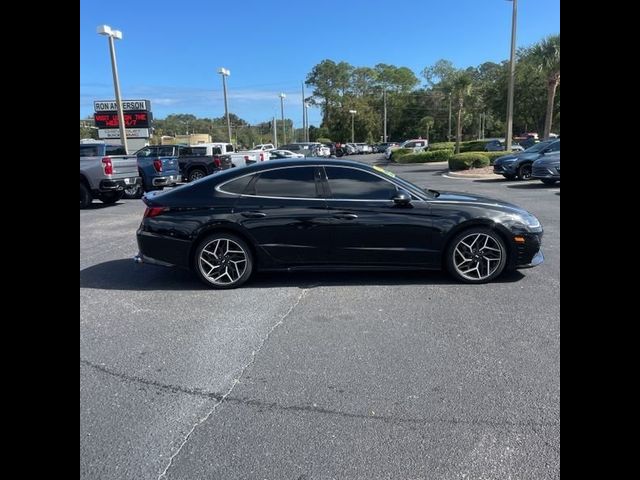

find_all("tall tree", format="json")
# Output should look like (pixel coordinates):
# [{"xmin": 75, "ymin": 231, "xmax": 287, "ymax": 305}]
[
  {"xmin": 527, "ymin": 35, "xmax": 560, "ymax": 139},
  {"xmin": 451, "ymin": 73, "xmax": 473, "ymax": 153},
  {"xmin": 419, "ymin": 116, "xmax": 435, "ymax": 141}
]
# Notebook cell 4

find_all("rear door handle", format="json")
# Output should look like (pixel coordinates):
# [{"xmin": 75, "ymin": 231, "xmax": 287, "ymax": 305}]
[
  {"xmin": 333, "ymin": 213, "xmax": 358, "ymax": 220},
  {"xmin": 241, "ymin": 211, "xmax": 266, "ymax": 218}
]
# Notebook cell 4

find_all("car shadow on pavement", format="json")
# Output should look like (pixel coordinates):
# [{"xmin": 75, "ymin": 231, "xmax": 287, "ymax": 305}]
[
  {"xmin": 507, "ymin": 183, "xmax": 559, "ymax": 190},
  {"xmin": 80, "ymin": 259, "xmax": 525, "ymax": 291},
  {"xmin": 82, "ymin": 202, "xmax": 125, "ymax": 210},
  {"xmin": 472, "ymin": 178, "xmax": 513, "ymax": 183}
]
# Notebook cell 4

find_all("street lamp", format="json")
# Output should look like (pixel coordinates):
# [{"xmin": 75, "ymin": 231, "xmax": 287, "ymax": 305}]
[
  {"xmin": 279, "ymin": 93, "xmax": 286, "ymax": 145},
  {"xmin": 505, "ymin": 0, "xmax": 518, "ymax": 151},
  {"xmin": 349, "ymin": 110, "xmax": 357, "ymax": 143},
  {"xmin": 97, "ymin": 24, "xmax": 128, "ymax": 154},
  {"xmin": 218, "ymin": 68, "xmax": 232, "ymax": 144}
]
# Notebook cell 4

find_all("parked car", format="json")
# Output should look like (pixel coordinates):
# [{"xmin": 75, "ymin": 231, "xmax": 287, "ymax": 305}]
[
  {"xmin": 135, "ymin": 159, "xmax": 544, "ymax": 288},
  {"xmin": 80, "ymin": 143, "xmax": 141, "ymax": 209},
  {"xmin": 269, "ymin": 149, "xmax": 305, "ymax": 159},
  {"xmin": 253, "ymin": 143, "xmax": 275, "ymax": 151},
  {"xmin": 279, "ymin": 143, "xmax": 330, "ymax": 157},
  {"xmin": 493, "ymin": 139, "xmax": 560, "ymax": 180},
  {"xmin": 484, "ymin": 139, "xmax": 524, "ymax": 152},
  {"xmin": 532, "ymin": 151, "xmax": 560, "ymax": 185},
  {"xmin": 385, "ymin": 139, "xmax": 428, "ymax": 160},
  {"xmin": 122, "ymin": 146, "xmax": 181, "ymax": 198},
  {"xmin": 355, "ymin": 143, "xmax": 373, "ymax": 154},
  {"xmin": 374, "ymin": 142, "xmax": 399, "ymax": 153}
]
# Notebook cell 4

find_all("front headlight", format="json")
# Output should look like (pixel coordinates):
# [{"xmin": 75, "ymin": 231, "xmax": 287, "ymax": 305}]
[{"xmin": 520, "ymin": 212, "xmax": 541, "ymax": 229}]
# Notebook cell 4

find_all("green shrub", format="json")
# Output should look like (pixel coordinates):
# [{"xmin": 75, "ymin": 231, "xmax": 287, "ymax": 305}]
[
  {"xmin": 397, "ymin": 149, "xmax": 454, "ymax": 163},
  {"xmin": 459, "ymin": 140, "xmax": 490, "ymax": 152},
  {"xmin": 390, "ymin": 148, "xmax": 413, "ymax": 161},
  {"xmin": 483, "ymin": 151, "xmax": 516, "ymax": 165},
  {"xmin": 448, "ymin": 152, "xmax": 490, "ymax": 171},
  {"xmin": 428, "ymin": 142, "xmax": 455, "ymax": 151},
  {"xmin": 316, "ymin": 137, "xmax": 332, "ymax": 144}
]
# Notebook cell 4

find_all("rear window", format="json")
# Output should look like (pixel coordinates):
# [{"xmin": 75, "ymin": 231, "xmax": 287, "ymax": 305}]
[
  {"xmin": 220, "ymin": 174, "xmax": 255, "ymax": 195},
  {"xmin": 80, "ymin": 144, "xmax": 104, "ymax": 157},
  {"xmin": 106, "ymin": 145, "xmax": 127, "ymax": 155}
]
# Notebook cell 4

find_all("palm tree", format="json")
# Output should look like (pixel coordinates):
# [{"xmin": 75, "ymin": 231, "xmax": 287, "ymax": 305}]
[
  {"xmin": 419, "ymin": 116, "xmax": 435, "ymax": 142},
  {"xmin": 529, "ymin": 35, "xmax": 560, "ymax": 139},
  {"xmin": 452, "ymin": 73, "xmax": 473, "ymax": 154}
]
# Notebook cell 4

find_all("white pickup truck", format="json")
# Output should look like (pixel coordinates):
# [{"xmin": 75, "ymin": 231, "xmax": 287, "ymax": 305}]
[{"xmin": 191, "ymin": 143, "xmax": 271, "ymax": 168}]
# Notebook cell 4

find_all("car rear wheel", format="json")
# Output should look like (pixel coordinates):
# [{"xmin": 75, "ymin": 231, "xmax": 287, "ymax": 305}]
[
  {"xmin": 518, "ymin": 163, "xmax": 532, "ymax": 180},
  {"xmin": 194, "ymin": 233, "xmax": 253, "ymax": 289},
  {"xmin": 80, "ymin": 183, "xmax": 92, "ymax": 209},
  {"xmin": 188, "ymin": 168, "xmax": 206, "ymax": 182},
  {"xmin": 446, "ymin": 228, "xmax": 507, "ymax": 284},
  {"xmin": 123, "ymin": 184, "xmax": 143, "ymax": 199},
  {"xmin": 99, "ymin": 191, "xmax": 124, "ymax": 204}
]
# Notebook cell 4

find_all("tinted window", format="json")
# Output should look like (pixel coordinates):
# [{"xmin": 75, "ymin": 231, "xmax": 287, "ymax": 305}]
[
  {"xmin": 546, "ymin": 140, "xmax": 560, "ymax": 152},
  {"xmin": 106, "ymin": 145, "xmax": 127, "ymax": 155},
  {"xmin": 226, "ymin": 144, "xmax": 234, "ymax": 153},
  {"xmin": 254, "ymin": 167, "xmax": 319, "ymax": 198},
  {"xmin": 221, "ymin": 174, "xmax": 255, "ymax": 194},
  {"xmin": 325, "ymin": 167, "xmax": 397, "ymax": 200},
  {"xmin": 80, "ymin": 144, "xmax": 103, "ymax": 157}
]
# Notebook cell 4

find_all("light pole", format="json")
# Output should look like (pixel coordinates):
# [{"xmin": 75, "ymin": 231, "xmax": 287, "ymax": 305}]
[
  {"xmin": 279, "ymin": 93, "xmax": 286, "ymax": 145},
  {"xmin": 97, "ymin": 25, "xmax": 128, "ymax": 154},
  {"xmin": 349, "ymin": 110, "xmax": 357, "ymax": 143},
  {"xmin": 505, "ymin": 0, "xmax": 518, "ymax": 151},
  {"xmin": 448, "ymin": 92, "xmax": 452, "ymax": 141},
  {"xmin": 218, "ymin": 68, "xmax": 232, "ymax": 144}
]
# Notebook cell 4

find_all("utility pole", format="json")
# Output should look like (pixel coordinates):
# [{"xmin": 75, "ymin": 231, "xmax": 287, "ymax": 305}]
[
  {"xmin": 273, "ymin": 116, "xmax": 278, "ymax": 148},
  {"xmin": 448, "ymin": 92, "xmax": 452, "ymax": 141},
  {"xmin": 301, "ymin": 82, "xmax": 306, "ymax": 143},
  {"xmin": 383, "ymin": 89, "xmax": 387, "ymax": 142},
  {"xmin": 505, "ymin": 0, "xmax": 518, "ymax": 150},
  {"xmin": 349, "ymin": 110, "xmax": 357, "ymax": 143},
  {"xmin": 279, "ymin": 93, "xmax": 286, "ymax": 145},
  {"xmin": 218, "ymin": 68, "xmax": 232, "ymax": 144}
]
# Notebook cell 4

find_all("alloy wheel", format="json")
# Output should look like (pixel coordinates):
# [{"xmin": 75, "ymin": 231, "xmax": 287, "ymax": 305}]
[
  {"xmin": 452, "ymin": 232, "xmax": 504, "ymax": 281},
  {"xmin": 198, "ymin": 238, "xmax": 248, "ymax": 286}
]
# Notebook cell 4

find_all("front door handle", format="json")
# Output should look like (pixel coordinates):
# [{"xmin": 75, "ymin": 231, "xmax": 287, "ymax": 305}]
[
  {"xmin": 241, "ymin": 211, "xmax": 266, "ymax": 218},
  {"xmin": 333, "ymin": 213, "xmax": 358, "ymax": 220}
]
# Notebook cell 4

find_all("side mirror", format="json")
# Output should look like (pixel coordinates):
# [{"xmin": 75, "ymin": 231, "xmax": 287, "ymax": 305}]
[{"xmin": 392, "ymin": 189, "xmax": 412, "ymax": 206}]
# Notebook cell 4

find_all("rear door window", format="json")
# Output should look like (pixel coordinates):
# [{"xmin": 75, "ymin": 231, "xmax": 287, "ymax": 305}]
[{"xmin": 253, "ymin": 167, "xmax": 320, "ymax": 198}]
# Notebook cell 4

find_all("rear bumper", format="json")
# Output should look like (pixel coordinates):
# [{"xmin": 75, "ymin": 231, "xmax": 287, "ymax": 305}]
[
  {"xmin": 136, "ymin": 230, "xmax": 191, "ymax": 269},
  {"xmin": 152, "ymin": 174, "xmax": 181, "ymax": 187},
  {"xmin": 99, "ymin": 176, "xmax": 141, "ymax": 192}
]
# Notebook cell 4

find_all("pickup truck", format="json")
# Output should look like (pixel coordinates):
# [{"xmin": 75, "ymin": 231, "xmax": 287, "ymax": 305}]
[
  {"xmin": 80, "ymin": 143, "xmax": 141, "ymax": 209},
  {"xmin": 121, "ymin": 145, "xmax": 181, "ymax": 198},
  {"xmin": 196, "ymin": 143, "xmax": 271, "ymax": 168},
  {"xmin": 135, "ymin": 144, "xmax": 234, "ymax": 183}
]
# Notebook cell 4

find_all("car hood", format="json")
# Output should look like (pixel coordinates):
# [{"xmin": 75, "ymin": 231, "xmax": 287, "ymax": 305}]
[
  {"xmin": 494, "ymin": 151, "xmax": 540, "ymax": 164},
  {"xmin": 533, "ymin": 155, "xmax": 560, "ymax": 167},
  {"xmin": 430, "ymin": 191, "xmax": 530, "ymax": 215}
]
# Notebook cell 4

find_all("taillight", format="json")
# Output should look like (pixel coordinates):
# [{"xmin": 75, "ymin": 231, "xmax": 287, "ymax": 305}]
[
  {"xmin": 102, "ymin": 157, "xmax": 113, "ymax": 175},
  {"xmin": 259, "ymin": 153, "xmax": 264, "ymax": 161},
  {"xmin": 213, "ymin": 156, "xmax": 221, "ymax": 168},
  {"xmin": 143, "ymin": 206, "xmax": 168, "ymax": 218},
  {"xmin": 153, "ymin": 159, "xmax": 162, "ymax": 172}
]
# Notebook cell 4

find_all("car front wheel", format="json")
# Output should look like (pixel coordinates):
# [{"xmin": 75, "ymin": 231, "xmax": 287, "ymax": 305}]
[
  {"xmin": 194, "ymin": 233, "xmax": 253, "ymax": 289},
  {"xmin": 446, "ymin": 228, "xmax": 507, "ymax": 284},
  {"xmin": 518, "ymin": 163, "xmax": 532, "ymax": 180}
]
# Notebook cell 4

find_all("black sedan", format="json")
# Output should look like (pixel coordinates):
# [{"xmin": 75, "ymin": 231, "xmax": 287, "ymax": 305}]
[{"xmin": 136, "ymin": 159, "xmax": 544, "ymax": 288}]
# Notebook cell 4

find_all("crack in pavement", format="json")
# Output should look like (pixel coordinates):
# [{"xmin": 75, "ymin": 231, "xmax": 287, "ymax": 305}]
[{"xmin": 156, "ymin": 286, "xmax": 311, "ymax": 480}]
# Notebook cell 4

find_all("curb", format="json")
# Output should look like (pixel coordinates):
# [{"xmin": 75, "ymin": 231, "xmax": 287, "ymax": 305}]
[{"xmin": 445, "ymin": 171, "xmax": 502, "ymax": 179}]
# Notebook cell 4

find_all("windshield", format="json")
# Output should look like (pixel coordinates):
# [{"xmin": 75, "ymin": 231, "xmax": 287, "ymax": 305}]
[{"xmin": 524, "ymin": 140, "xmax": 554, "ymax": 153}]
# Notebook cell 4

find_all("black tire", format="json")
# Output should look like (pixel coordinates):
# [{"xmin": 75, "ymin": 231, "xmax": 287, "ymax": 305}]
[
  {"xmin": 541, "ymin": 179, "xmax": 557, "ymax": 185},
  {"xmin": 188, "ymin": 168, "xmax": 206, "ymax": 182},
  {"xmin": 446, "ymin": 227, "xmax": 507, "ymax": 284},
  {"xmin": 193, "ymin": 233, "xmax": 253, "ymax": 289},
  {"xmin": 80, "ymin": 183, "xmax": 92, "ymax": 209},
  {"xmin": 517, "ymin": 163, "xmax": 532, "ymax": 180},
  {"xmin": 99, "ymin": 191, "xmax": 124, "ymax": 204},
  {"xmin": 503, "ymin": 174, "xmax": 516, "ymax": 181},
  {"xmin": 123, "ymin": 184, "xmax": 143, "ymax": 199}
]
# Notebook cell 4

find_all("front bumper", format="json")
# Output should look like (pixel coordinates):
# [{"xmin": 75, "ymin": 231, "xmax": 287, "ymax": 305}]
[
  {"xmin": 512, "ymin": 232, "xmax": 544, "ymax": 269},
  {"xmin": 99, "ymin": 176, "xmax": 141, "ymax": 192},
  {"xmin": 493, "ymin": 163, "xmax": 517, "ymax": 175},
  {"xmin": 532, "ymin": 165, "xmax": 560, "ymax": 180}
]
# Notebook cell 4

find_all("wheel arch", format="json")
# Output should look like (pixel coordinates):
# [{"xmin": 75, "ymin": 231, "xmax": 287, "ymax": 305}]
[{"xmin": 189, "ymin": 223, "xmax": 258, "ymax": 270}]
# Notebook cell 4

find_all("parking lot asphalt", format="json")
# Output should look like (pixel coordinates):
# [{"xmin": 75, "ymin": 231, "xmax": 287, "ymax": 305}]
[{"xmin": 80, "ymin": 154, "xmax": 559, "ymax": 479}]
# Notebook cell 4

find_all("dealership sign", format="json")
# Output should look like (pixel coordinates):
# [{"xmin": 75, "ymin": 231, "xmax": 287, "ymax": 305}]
[
  {"xmin": 98, "ymin": 128, "xmax": 151, "ymax": 139},
  {"xmin": 93, "ymin": 99, "xmax": 151, "ymax": 112}
]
